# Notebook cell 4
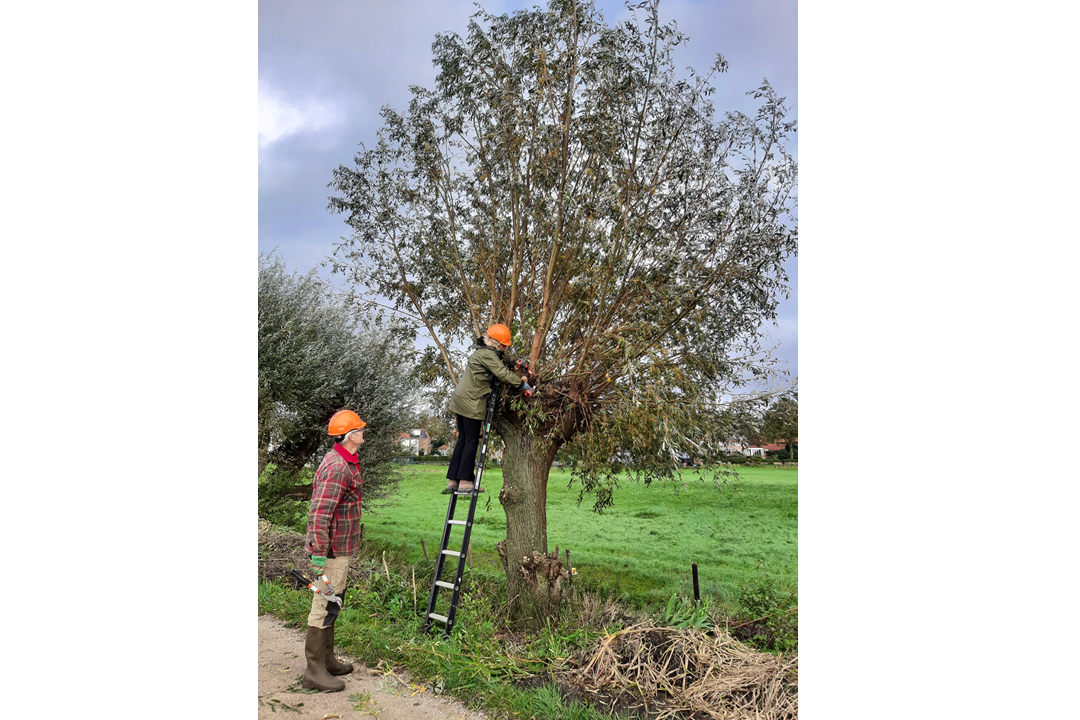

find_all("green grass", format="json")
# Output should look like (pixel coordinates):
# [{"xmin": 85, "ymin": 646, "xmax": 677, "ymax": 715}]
[
  {"xmin": 362, "ymin": 463, "xmax": 797, "ymax": 612},
  {"xmin": 260, "ymin": 568, "xmax": 630, "ymax": 720},
  {"xmin": 261, "ymin": 463, "xmax": 797, "ymax": 719}
]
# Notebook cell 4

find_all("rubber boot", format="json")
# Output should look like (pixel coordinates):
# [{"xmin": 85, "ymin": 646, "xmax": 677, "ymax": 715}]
[
  {"xmin": 443, "ymin": 480, "xmax": 458, "ymax": 495},
  {"xmin": 324, "ymin": 622, "xmax": 353, "ymax": 676},
  {"xmin": 302, "ymin": 626, "xmax": 345, "ymax": 691},
  {"xmin": 458, "ymin": 480, "xmax": 484, "ymax": 493}
]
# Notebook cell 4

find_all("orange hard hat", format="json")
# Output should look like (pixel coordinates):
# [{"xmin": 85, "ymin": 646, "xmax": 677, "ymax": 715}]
[
  {"xmin": 328, "ymin": 410, "xmax": 366, "ymax": 436},
  {"xmin": 487, "ymin": 323, "xmax": 512, "ymax": 346}
]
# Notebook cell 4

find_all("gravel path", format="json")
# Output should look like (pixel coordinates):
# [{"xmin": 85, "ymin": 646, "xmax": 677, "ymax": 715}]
[{"xmin": 258, "ymin": 614, "xmax": 489, "ymax": 720}]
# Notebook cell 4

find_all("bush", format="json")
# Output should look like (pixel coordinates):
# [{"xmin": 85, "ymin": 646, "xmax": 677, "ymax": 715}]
[
  {"xmin": 734, "ymin": 574, "xmax": 797, "ymax": 653},
  {"xmin": 257, "ymin": 463, "xmax": 311, "ymax": 533},
  {"xmin": 725, "ymin": 454, "xmax": 748, "ymax": 465}
]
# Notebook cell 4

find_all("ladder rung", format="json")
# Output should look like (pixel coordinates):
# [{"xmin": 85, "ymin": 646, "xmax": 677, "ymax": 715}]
[
  {"xmin": 454, "ymin": 490, "xmax": 474, "ymax": 495},
  {"xmin": 448, "ymin": 520, "xmax": 467, "ymax": 525},
  {"xmin": 435, "ymin": 581, "xmax": 455, "ymax": 590},
  {"xmin": 428, "ymin": 613, "xmax": 448, "ymax": 624},
  {"xmin": 441, "ymin": 550, "xmax": 461, "ymax": 558}
]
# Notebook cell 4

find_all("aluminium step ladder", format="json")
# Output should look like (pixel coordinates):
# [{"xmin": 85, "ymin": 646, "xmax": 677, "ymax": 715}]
[{"xmin": 423, "ymin": 378, "xmax": 502, "ymax": 637}]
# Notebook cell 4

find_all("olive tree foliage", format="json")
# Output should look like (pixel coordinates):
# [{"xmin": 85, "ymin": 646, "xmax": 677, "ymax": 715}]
[
  {"xmin": 327, "ymin": 0, "xmax": 796, "ymax": 619},
  {"xmin": 258, "ymin": 253, "xmax": 418, "ymax": 509}
]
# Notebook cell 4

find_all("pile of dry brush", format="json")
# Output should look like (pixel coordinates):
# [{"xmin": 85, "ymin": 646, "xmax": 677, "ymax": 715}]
[
  {"xmin": 563, "ymin": 622, "xmax": 797, "ymax": 720},
  {"xmin": 258, "ymin": 519, "xmax": 311, "ymax": 582}
]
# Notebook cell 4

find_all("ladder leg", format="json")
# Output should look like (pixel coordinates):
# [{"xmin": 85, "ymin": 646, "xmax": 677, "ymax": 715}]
[
  {"xmin": 427, "ymin": 380, "xmax": 503, "ymax": 637},
  {"xmin": 443, "ymin": 489, "xmax": 482, "ymax": 636},
  {"xmin": 423, "ymin": 492, "xmax": 458, "ymax": 633}
]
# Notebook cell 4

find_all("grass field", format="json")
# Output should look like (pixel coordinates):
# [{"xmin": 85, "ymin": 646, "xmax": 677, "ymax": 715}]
[
  {"xmin": 360, "ymin": 463, "xmax": 797, "ymax": 611},
  {"xmin": 259, "ymin": 463, "xmax": 798, "ymax": 718}
]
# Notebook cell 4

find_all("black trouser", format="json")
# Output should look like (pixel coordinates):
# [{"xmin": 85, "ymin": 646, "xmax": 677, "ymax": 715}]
[{"xmin": 446, "ymin": 414, "xmax": 482, "ymax": 482}]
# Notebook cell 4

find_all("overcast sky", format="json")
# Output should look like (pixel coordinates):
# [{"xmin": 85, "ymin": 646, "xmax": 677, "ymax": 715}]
[{"xmin": 258, "ymin": 0, "xmax": 798, "ymax": 387}]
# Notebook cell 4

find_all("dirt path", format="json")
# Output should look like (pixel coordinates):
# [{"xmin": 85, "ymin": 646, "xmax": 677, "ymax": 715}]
[{"xmin": 258, "ymin": 614, "xmax": 489, "ymax": 720}]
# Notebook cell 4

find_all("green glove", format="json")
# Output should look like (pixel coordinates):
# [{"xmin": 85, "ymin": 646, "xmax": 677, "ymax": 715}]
[{"xmin": 310, "ymin": 555, "xmax": 327, "ymax": 575}]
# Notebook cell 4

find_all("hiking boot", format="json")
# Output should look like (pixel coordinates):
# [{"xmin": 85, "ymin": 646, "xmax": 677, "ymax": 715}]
[
  {"xmin": 442, "ymin": 480, "xmax": 458, "ymax": 495},
  {"xmin": 324, "ymin": 622, "xmax": 353, "ymax": 676},
  {"xmin": 302, "ymin": 625, "xmax": 345, "ymax": 692},
  {"xmin": 457, "ymin": 480, "xmax": 484, "ymax": 493}
]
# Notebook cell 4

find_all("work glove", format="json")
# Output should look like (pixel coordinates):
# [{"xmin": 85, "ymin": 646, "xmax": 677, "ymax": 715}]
[
  {"xmin": 521, "ymin": 381, "xmax": 534, "ymax": 398},
  {"xmin": 515, "ymin": 359, "xmax": 538, "ymax": 384},
  {"xmin": 310, "ymin": 555, "xmax": 327, "ymax": 577}
]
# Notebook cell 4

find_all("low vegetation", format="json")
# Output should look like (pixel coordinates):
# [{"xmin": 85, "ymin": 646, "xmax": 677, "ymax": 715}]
[{"xmin": 258, "ymin": 466, "xmax": 797, "ymax": 719}]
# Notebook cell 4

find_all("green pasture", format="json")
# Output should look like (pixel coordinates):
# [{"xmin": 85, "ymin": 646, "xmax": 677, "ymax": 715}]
[{"xmin": 361, "ymin": 463, "xmax": 797, "ymax": 610}]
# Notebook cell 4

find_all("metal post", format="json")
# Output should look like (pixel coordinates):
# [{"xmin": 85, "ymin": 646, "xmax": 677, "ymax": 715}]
[{"xmin": 692, "ymin": 562, "xmax": 700, "ymax": 605}]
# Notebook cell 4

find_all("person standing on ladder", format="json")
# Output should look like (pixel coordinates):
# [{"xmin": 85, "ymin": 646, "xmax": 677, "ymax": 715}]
[
  {"xmin": 445, "ymin": 324, "xmax": 534, "ymax": 494},
  {"xmin": 302, "ymin": 409, "xmax": 366, "ymax": 692}
]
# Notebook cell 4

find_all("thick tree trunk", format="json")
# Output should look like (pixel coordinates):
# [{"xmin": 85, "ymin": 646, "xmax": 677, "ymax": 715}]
[
  {"xmin": 495, "ymin": 421, "xmax": 569, "ymax": 627},
  {"xmin": 270, "ymin": 434, "xmax": 324, "ymax": 477}
]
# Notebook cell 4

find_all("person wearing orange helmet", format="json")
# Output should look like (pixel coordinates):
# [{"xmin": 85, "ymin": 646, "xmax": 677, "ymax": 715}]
[
  {"xmin": 301, "ymin": 409, "xmax": 366, "ymax": 692},
  {"xmin": 445, "ymin": 324, "xmax": 534, "ymax": 494}
]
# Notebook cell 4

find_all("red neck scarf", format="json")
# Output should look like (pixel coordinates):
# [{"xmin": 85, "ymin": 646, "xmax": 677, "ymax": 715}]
[{"xmin": 333, "ymin": 443, "xmax": 359, "ymax": 463}]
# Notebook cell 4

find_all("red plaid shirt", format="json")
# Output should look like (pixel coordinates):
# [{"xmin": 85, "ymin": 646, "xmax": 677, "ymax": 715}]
[{"xmin": 305, "ymin": 444, "xmax": 363, "ymax": 557}]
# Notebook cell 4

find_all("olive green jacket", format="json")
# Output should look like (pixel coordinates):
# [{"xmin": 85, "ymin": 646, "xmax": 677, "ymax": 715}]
[{"xmin": 448, "ymin": 341, "xmax": 524, "ymax": 420}]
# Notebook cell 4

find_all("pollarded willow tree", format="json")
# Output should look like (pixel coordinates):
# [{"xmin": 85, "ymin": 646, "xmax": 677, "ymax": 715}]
[{"xmin": 328, "ymin": 0, "xmax": 796, "ymax": 622}]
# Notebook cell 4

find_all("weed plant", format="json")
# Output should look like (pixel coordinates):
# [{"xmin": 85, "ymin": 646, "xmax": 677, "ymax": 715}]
[{"xmin": 732, "ymin": 573, "xmax": 798, "ymax": 653}]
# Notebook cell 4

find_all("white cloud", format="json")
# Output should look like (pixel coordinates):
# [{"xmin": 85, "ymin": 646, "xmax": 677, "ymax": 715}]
[{"xmin": 258, "ymin": 78, "xmax": 341, "ymax": 148}]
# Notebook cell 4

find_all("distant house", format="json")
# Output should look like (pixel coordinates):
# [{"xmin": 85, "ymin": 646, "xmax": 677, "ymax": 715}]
[
  {"xmin": 435, "ymin": 444, "xmax": 451, "ymax": 457},
  {"xmin": 761, "ymin": 438, "xmax": 798, "ymax": 452},
  {"xmin": 720, "ymin": 441, "xmax": 745, "ymax": 455},
  {"xmin": 399, "ymin": 429, "xmax": 432, "ymax": 454},
  {"xmin": 743, "ymin": 447, "xmax": 767, "ymax": 457}
]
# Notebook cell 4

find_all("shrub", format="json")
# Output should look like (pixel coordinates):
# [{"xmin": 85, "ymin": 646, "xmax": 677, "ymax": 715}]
[
  {"xmin": 257, "ymin": 463, "xmax": 310, "ymax": 533},
  {"xmin": 734, "ymin": 574, "xmax": 797, "ymax": 653}
]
